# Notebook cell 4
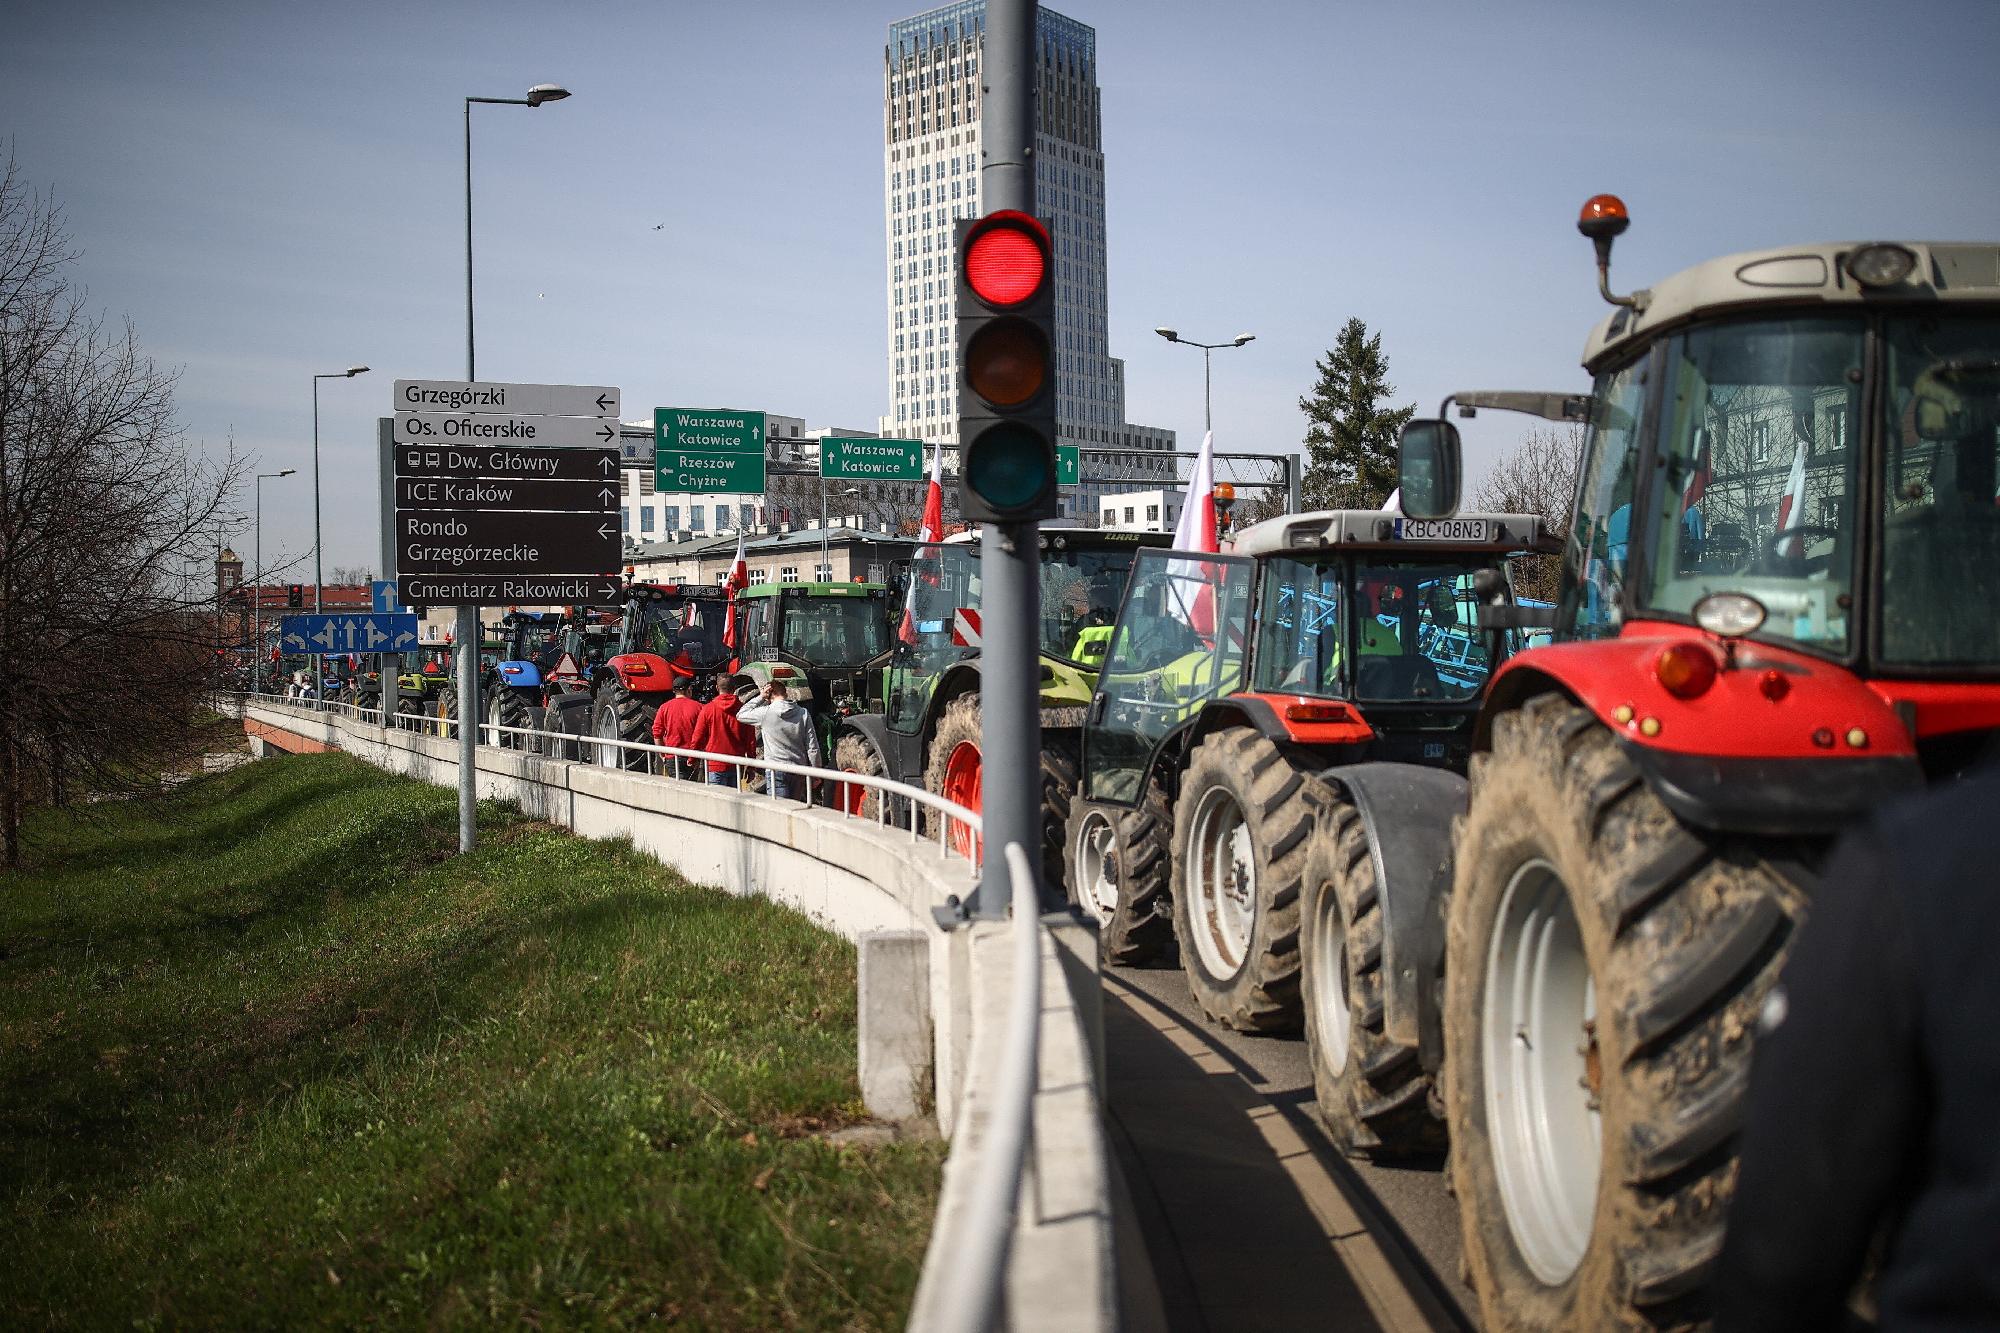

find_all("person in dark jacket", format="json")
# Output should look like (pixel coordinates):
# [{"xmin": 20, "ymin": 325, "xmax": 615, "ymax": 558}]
[
  {"xmin": 651, "ymin": 677, "xmax": 705, "ymax": 779},
  {"xmin": 1714, "ymin": 764, "xmax": 2000, "ymax": 1332},
  {"xmin": 689, "ymin": 674, "xmax": 757, "ymax": 788}
]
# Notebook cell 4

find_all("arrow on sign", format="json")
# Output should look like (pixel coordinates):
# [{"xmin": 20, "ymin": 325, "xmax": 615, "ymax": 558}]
[
  {"xmin": 598, "ymin": 487, "xmax": 618, "ymax": 504},
  {"xmin": 282, "ymin": 632, "xmax": 306, "ymax": 651},
  {"xmin": 597, "ymin": 523, "xmax": 616, "ymax": 540},
  {"xmin": 311, "ymin": 624, "xmax": 335, "ymax": 649},
  {"xmin": 365, "ymin": 621, "xmax": 387, "ymax": 648},
  {"xmin": 598, "ymin": 454, "xmax": 616, "ymax": 475},
  {"xmin": 596, "ymin": 393, "xmax": 614, "ymax": 412},
  {"xmin": 393, "ymin": 630, "xmax": 416, "ymax": 648},
  {"xmin": 597, "ymin": 423, "xmax": 615, "ymax": 443}
]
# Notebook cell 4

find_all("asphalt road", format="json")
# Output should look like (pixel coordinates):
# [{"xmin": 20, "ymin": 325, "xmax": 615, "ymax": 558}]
[{"xmin": 1101, "ymin": 960, "xmax": 1478, "ymax": 1332}]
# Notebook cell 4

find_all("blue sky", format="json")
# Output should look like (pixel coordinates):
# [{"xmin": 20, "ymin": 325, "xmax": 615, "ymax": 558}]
[{"xmin": 6, "ymin": 0, "xmax": 1996, "ymax": 574}]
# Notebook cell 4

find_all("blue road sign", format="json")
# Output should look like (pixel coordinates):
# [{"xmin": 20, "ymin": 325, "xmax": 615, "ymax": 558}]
[
  {"xmin": 279, "ymin": 613, "xmax": 420, "ymax": 655},
  {"xmin": 370, "ymin": 580, "xmax": 404, "ymax": 613}
]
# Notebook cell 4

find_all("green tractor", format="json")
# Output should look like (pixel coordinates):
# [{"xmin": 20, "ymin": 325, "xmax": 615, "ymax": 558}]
[
  {"xmin": 830, "ymin": 528, "xmax": 1164, "ymax": 888},
  {"xmin": 731, "ymin": 580, "xmax": 896, "ymax": 766}
]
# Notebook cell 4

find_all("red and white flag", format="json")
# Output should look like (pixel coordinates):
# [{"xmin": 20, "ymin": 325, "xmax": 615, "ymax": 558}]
[
  {"xmin": 899, "ymin": 444, "xmax": 946, "ymax": 645},
  {"xmin": 1169, "ymin": 431, "xmax": 1220, "ymax": 637},
  {"xmin": 1774, "ymin": 440, "xmax": 1807, "ymax": 559},
  {"xmin": 721, "ymin": 529, "xmax": 749, "ymax": 650}
]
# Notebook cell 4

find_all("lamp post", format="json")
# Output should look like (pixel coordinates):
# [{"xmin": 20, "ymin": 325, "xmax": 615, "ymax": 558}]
[
  {"xmin": 254, "ymin": 468, "xmax": 297, "ymax": 692},
  {"xmin": 310, "ymin": 368, "xmax": 370, "ymax": 612},
  {"xmin": 461, "ymin": 82, "xmax": 571, "ymax": 854},
  {"xmin": 1153, "ymin": 328, "xmax": 1256, "ymax": 435}
]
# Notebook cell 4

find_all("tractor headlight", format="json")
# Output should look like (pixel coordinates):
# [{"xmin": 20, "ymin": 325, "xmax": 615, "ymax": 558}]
[{"xmin": 1845, "ymin": 244, "xmax": 1917, "ymax": 288}]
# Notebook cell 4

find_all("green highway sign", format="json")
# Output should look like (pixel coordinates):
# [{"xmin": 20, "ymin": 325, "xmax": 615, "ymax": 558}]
[
  {"xmin": 1057, "ymin": 443, "xmax": 1080, "ymax": 487},
  {"xmin": 655, "ymin": 407, "xmax": 766, "ymax": 494},
  {"xmin": 821, "ymin": 436, "xmax": 925, "ymax": 481}
]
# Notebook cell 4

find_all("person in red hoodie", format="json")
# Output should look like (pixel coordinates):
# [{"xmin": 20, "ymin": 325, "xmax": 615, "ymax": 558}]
[
  {"xmin": 650, "ymin": 676, "xmax": 705, "ymax": 780},
  {"xmin": 689, "ymin": 674, "xmax": 758, "ymax": 788}
]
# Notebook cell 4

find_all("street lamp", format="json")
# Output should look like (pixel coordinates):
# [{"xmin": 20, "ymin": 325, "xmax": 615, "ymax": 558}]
[
  {"xmin": 311, "ymin": 366, "xmax": 369, "ymax": 615},
  {"xmin": 465, "ymin": 84, "xmax": 572, "ymax": 378},
  {"xmin": 460, "ymin": 83, "xmax": 572, "ymax": 853},
  {"xmin": 1154, "ymin": 328, "xmax": 1256, "ymax": 435},
  {"xmin": 254, "ymin": 468, "xmax": 297, "ymax": 693}
]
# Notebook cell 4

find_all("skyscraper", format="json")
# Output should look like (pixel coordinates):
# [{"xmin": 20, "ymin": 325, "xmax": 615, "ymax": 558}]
[{"xmin": 882, "ymin": 1, "xmax": 1173, "ymax": 520}]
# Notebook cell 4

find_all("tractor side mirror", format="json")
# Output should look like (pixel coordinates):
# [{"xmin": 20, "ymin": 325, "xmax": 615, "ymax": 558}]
[{"xmin": 1397, "ymin": 419, "xmax": 1463, "ymax": 521}]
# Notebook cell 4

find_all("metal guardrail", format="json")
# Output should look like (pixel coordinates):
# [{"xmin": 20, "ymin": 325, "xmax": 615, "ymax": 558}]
[{"xmin": 241, "ymin": 688, "xmax": 983, "ymax": 859}]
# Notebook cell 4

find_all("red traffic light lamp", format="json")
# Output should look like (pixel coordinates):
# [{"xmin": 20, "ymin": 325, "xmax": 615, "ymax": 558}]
[{"xmin": 957, "ymin": 210, "xmax": 1059, "ymax": 524}]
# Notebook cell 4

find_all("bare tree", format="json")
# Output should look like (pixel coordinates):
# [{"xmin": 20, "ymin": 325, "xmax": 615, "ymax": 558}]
[
  {"xmin": 0, "ymin": 151, "xmax": 244, "ymax": 866},
  {"xmin": 328, "ymin": 565, "xmax": 376, "ymax": 586},
  {"xmin": 1472, "ymin": 423, "xmax": 1585, "ymax": 604}
]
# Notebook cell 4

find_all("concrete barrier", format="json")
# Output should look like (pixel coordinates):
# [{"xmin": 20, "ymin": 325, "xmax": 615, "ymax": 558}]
[{"xmin": 241, "ymin": 700, "xmax": 1115, "ymax": 1330}]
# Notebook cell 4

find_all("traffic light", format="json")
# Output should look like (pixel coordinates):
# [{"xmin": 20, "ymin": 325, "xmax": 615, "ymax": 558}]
[
  {"xmin": 287, "ymin": 584, "xmax": 304, "ymax": 609},
  {"xmin": 955, "ymin": 209, "xmax": 1058, "ymax": 523}
]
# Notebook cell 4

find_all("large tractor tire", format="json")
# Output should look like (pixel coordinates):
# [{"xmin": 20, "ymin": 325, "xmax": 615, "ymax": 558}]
[
  {"xmin": 1301, "ymin": 802, "xmax": 1444, "ymax": 1159},
  {"xmin": 591, "ymin": 684, "xmax": 657, "ymax": 771},
  {"xmin": 1443, "ymin": 693, "xmax": 1804, "ymax": 1332},
  {"xmin": 486, "ymin": 687, "xmax": 538, "ymax": 750},
  {"xmin": 433, "ymin": 686, "xmax": 459, "ymax": 739},
  {"xmin": 922, "ymin": 692, "xmax": 1074, "ymax": 896},
  {"xmin": 833, "ymin": 732, "xmax": 889, "ymax": 821},
  {"xmin": 394, "ymin": 696, "xmax": 424, "ymax": 731},
  {"xmin": 1065, "ymin": 781, "xmax": 1174, "ymax": 967},
  {"xmin": 538, "ymin": 696, "xmax": 591, "ymax": 761},
  {"xmin": 1171, "ymin": 728, "xmax": 1314, "ymax": 1034}
]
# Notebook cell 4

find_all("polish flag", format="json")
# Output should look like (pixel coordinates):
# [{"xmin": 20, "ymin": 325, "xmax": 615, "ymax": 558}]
[
  {"xmin": 1774, "ymin": 440, "xmax": 1807, "ymax": 559},
  {"xmin": 899, "ymin": 444, "xmax": 945, "ymax": 645},
  {"xmin": 721, "ymin": 530, "xmax": 748, "ymax": 650},
  {"xmin": 1169, "ymin": 431, "xmax": 1220, "ymax": 637}
]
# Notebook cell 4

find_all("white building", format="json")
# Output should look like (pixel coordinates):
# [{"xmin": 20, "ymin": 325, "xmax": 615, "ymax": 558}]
[
  {"xmin": 1097, "ymin": 487, "xmax": 1181, "ymax": 534},
  {"xmin": 880, "ymin": 1, "xmax": 1174, "ymax": 523}
]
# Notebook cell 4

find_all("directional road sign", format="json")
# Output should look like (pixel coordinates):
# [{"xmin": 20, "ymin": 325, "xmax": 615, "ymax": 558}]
[
  {"xmin": 393, "ymin": 380, "xmax": 619, "ymax": 418},
  {"xmin": 393, "ymin": 412, "xmax": 621, "ymax": 450},
  {"xmin": 396, "ymin": 443, "xmax": 620, "ymax": 483},
  {"xmin": 821, "ymin": 436, "xmax": 924, "ymax": 481},
  {"xmin": 398, "ymin": 574, "xmax": 625, "ymax": 608},
  {"xmin": 1057, "ymin": 443, "xmax": 1080, "ymax": 487},
  {"xmin": 396, "ymin": 477, "xmax": 621, "ymax": 512},
  {"xmin": 395, "ymin": 510, "xmax": 620, "ymax": 576},
  {"xmin": 655, "ymin": 407, "xmax": 766, "ymax": 494},
  {"xmin": 370, "ymin": 580, "xmax": 403, "ymax": 613},
  {"xmin": 279, "ymin": 613, "xmax": 420, "ymax": 655}
]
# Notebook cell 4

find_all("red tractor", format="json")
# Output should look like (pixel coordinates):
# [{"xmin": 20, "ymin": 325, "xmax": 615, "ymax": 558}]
[{"xmin": 1323, "ymin": 198, "xmax": 2000, "ymax": 1330}]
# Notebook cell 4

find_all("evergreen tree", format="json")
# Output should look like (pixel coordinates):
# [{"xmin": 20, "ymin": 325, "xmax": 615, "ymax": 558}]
[{"xmin": 1299, "ymin": 318, "xmax": 1415, "ymax": 509}]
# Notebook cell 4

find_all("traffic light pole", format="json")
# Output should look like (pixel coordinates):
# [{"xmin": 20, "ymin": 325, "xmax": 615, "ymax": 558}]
[{"xmin": 974, "ymin": 0, "xmax": 1041, "ymax": 921}]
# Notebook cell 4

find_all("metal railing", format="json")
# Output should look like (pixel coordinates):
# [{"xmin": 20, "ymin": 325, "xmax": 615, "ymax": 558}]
[{"xmin": 240, "ymin": 688, "xmax": 982, "ymax": 860}]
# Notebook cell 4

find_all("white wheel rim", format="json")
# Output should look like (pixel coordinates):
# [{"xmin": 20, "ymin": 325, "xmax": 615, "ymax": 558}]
[
  {"xmin": 594, "ymin": 708, "xmax": 620, "ymax": 766},
  {"xmin": 1308, "ymin": 886, "xmax": 1351, "ymax": 1075},
  {"xmin": 1074, "ymin": 809, "xmax": 1120, "ymax": 924},
  {"xmin": 1483, "ymin": 857, "xmax": 1601, "ymax": 1285},
  {"xmin": 1185, "ymin": 786, "xmax": 1256, "ymax": 980}
]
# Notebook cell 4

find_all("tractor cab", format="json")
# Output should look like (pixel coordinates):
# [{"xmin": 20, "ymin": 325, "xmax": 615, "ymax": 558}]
[
  {"xmin": 1401, "ymin": 204, "xmax": 2000, "ymax": 791},
  {"xmin": 734, "ymin": 581, "xmax": 893, "ymax": 723},
  {"xmin": 1080, "ymin": 510, "xmax": 1550, "ymax": 807}
]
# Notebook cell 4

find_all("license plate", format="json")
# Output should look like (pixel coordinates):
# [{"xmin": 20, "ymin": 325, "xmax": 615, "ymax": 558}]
[{"xmin": 1395, "ymin": 518, "xmax": 1493, "ymax": 543}]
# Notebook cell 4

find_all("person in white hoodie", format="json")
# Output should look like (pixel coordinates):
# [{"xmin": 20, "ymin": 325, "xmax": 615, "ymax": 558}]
[{"xmin": 735, "ymin": 680, "xmax": 820, "ymax": 801}]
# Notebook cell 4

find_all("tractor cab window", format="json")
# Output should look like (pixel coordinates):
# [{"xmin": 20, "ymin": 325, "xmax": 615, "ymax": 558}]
[
  {"xmin": 631, "ymin": 599, "xmax": 730, "ymax": 671},
  {"xmin": 1253, "ymin": 557, "xmax": 1345, "ymax": 697},
  {"xmin": 1351, "ymin": 559, "xmax": 1494, "ymax": 702},
  {"xmin": 887, "ymin": 544, "xmax": 980, "ymax": 733},
  {"xmin": 1562, "ymin": 360, "xmax": 1647, "ymax": 640},
  {"xmin": 779, "ymin": 594, "xmax": 891, "ymax": 666},
  {"xmin": 1645, "ymin": 317, "xmax": 1863, "ymax": 653},
  {"xmin": 1040, "ymin": 544, "xmax": 1145, "ymax": 668},
  {"xmin": 739, "ymin": 598, "xmax": 775, "ymax": 662},
  {"xmin": 1083, "ymin": 549, "xmax": 1252, "ymax": 804},
  {"xmin": 1880, "ymin": 314, "xmax": 2000, "ymax": 668}
]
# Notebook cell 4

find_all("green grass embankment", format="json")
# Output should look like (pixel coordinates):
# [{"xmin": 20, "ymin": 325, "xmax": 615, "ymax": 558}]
[{"xmin": 0, "ymin": 750, "xmax": 942, "ymax": 1329}]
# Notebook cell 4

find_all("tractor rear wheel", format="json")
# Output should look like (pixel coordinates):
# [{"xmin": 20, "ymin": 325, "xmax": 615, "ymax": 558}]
[
  {"xmin": 590, "ymin": 685, "xmax": 656, "ymax": 771},
  {"xmin": 923, "ymin": 692, "xmax": 1074, "ymax": 896},
  {"xmin": 1065, "ymin": 780, "xmax": 1174, "ymax": 966},
  {"xmin": 1302, "ymin": 801, "xmax": 1444, "ymax": 1158},
  {"xmin": 538, "ymin": 696, "xmax": 590, "ymax": 761},
  {"xmin": 487, "ymin": 688, "xmax": 536, "ymax": 750},
  {"xmin": 434, "ymin": 686, "xmax": 458, "ymax": 739},
  {"xmin": 834, "ymin": 732, "xmax": 889, "ymax": 821},
  {"xmin": 1171, "ymin": 728, "xmax": 1313, "ymax": 1034},
  {"xmin": 1444, "ymin": 693, "xmax": 1805, "ymax": 1332}
]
